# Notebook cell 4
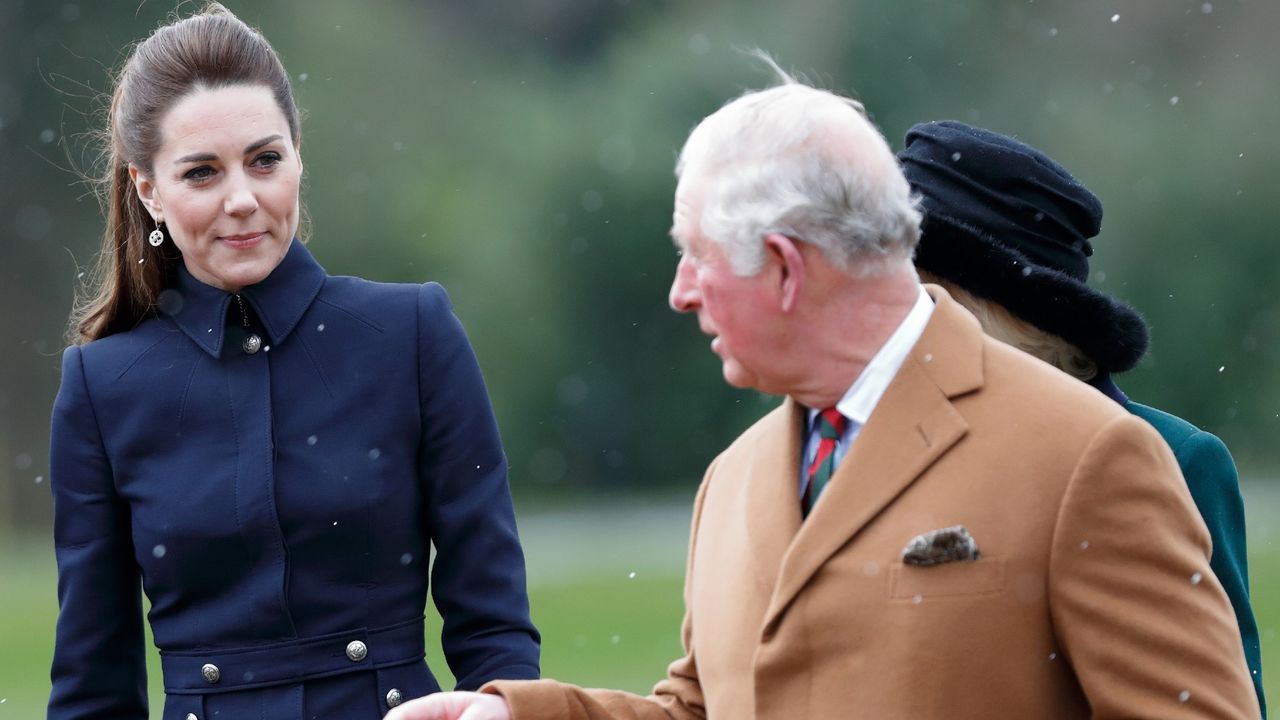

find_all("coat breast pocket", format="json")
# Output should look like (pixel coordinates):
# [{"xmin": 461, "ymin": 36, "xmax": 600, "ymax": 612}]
[{"xmin": 889, "ymin": 557, "xmax": 1006, "ymax": 600}]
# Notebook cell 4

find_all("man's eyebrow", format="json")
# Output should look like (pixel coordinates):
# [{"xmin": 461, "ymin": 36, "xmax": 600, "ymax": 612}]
[{"xmin": 174, "ymin": 135, "xmax": 284, "ymax": 164}]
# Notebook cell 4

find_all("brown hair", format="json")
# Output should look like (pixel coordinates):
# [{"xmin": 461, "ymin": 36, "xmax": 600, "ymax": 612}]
[
  {"xmin": 69, "ymin": 2, "xmax": 301, "ymax": 344},
  {"xmin": 920, "ymin": 271, "xmax": 1098, "ymax": 382}
]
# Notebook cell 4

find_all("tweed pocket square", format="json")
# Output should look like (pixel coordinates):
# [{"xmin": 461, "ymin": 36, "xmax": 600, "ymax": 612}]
[{"xmin": 901, "ymin": 525, "xmax": 981, "ymax": 567}]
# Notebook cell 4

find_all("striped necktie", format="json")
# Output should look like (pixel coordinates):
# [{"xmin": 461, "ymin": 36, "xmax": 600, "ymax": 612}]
[{"xmin": 803, "ymin": 407, "xmax": 848, "ymax": 516}]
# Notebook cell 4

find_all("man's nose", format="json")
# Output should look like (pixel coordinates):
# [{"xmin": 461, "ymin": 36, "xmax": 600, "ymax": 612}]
[{"xmin": 668, "ymin": 254, "xmax": 699, "ymax": 313}]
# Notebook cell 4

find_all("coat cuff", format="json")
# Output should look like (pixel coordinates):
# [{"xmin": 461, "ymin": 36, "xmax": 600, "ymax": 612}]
[{"xmin": 483, "ymin": 679, "xmax": 573, "ymax": 719}]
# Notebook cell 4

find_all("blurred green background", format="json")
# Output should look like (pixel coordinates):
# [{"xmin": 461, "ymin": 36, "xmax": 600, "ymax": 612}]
[{"xmin": 2, "ymin": 0, "xmax": 1278, "ymax": 715}]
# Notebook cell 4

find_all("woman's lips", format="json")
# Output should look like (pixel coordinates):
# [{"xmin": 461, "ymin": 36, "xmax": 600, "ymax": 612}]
[{"xmin": 219, "ymin": 232, "xmax": 265, "ymax": 249}]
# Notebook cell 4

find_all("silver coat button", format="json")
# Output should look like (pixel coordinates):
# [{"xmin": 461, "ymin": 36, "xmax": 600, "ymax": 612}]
[
  {"xmin": 242, "ymin": 333, "xmax": 262, "ymax": 354},
  {"xmin": 345, "ymin": 640, "xmax": 368, "ymax": 662},
  {"xmin": 201, "ymin": 663, "xmax": 221, "ymax": 684},
  {"xmin": 386, "ymin": 688, "xmax": 403, "ymax": 708},
  {"xmin": 186, "ymin": 714, "xmax": 199, "ymax": 720}
]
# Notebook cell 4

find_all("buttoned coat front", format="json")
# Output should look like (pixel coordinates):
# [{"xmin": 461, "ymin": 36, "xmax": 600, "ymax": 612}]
[
  {"xmin": 48, "ymin": 240, "xmax": 539, "ymax": 720},
  {"xmin": 487, "ymin": 287, "xmax": 1258, "ymax": 719}
]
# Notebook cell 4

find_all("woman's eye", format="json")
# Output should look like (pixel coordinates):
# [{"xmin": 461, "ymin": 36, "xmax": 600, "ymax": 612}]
[
  {"xmin": 253, "ymin": 151, "xmax": 282, "ymax": 168},
  {"xmin": 183, "ymin": 166, "xmax": 215, "ymax": 182}
]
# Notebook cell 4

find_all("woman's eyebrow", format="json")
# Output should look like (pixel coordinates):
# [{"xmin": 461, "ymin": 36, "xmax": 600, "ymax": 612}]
[
  {"xmin": 244, "ymin": 134, "xmax": 283, "ymax": 153},
  {"xmin": 173, "ymin": 134, "xmax": 284, "ymax": 165}
]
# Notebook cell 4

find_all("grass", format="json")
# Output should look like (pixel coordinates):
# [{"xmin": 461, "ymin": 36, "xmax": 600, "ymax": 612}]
[
  {"xmin": 3, "ymin": 485, "xmax": 1278, "ymax": 717},
  {"xmin": 481, "ymin": 573, "xmax": 684, "ymax": 692}
]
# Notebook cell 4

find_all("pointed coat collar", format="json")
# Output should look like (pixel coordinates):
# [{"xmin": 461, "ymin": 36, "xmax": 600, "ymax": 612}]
[{"xmin": 165, "ymin": 239, "xmax": 327, "ymax": 357}]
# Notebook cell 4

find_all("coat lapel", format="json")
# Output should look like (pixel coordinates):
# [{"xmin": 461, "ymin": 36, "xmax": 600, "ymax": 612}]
[
  {"xmin": 742, "ymin": 399, "xmax": 807, "ymax": 592},
  {"xmin": 762, "ymin": 286, "xmax": 985, "ymax": 630}
]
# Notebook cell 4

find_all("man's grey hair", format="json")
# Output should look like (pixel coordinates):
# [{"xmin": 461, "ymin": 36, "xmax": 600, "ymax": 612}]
[{"xmin": 675, "ymin": 52, "xmax": 922, "ymax": 277}]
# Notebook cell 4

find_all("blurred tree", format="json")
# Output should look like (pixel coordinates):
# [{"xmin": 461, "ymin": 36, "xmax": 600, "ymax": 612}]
[{"xmin": 3, "ymin": 0, "xmax": 1278, "ymax": 534}]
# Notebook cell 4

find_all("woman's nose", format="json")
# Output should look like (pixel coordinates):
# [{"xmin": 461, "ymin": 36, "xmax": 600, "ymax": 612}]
[{"xmin": 223, "ymin": 172, "xmax": 259, "ymax": 217}]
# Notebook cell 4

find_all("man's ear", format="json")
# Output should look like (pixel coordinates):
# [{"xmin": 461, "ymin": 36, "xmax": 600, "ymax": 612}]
[
  {"xmin": 128, "ymin": 164, "xmax": 163, "ymax": 224},
  {"xmin": 763, "ymin": 233, "xmax": 805, "ymax": 313}
]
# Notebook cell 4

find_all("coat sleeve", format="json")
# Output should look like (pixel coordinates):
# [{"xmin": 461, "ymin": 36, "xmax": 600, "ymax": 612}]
[
  {"xmin": 47, "ymin": 345, "xmax": 149, "ymax": 720},
  {"xmin": 1048, "ymin": 414, "xmax": 1259, "ymax": 719},
  {"xmin": 416, "ymin": 283, "xmax": 540, "ymax": 689},
  {"xmin": 1172, "ymin": 430, "xmax": 1266, "ymax": 717},
  {"xmin": 480, "ymin": 461, "xmax": 714, "ymax": 720}
]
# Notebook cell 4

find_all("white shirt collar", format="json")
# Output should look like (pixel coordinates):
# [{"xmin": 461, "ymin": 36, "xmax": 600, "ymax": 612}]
[{"xmin": 808, "ymin": 284, "xmax": 935, "ymax": 428}]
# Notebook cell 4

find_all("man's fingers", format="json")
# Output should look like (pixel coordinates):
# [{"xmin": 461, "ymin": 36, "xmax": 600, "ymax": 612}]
[
  {"xmin": 458, "ymin": 696, "xmax": 512, "ymax": 720},
  {"xmin": 385, "ymin": 691, "xmax": 511, "ymax": 720},
  {"xmin": 383, "ymin": 694, "xmax": 445, "ymax": 720}
]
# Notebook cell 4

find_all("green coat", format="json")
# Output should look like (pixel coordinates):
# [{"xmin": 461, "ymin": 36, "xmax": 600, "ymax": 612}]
[{"xmin": 1125, "ymin": 400, "xmax": 1265, "ymax": 717}]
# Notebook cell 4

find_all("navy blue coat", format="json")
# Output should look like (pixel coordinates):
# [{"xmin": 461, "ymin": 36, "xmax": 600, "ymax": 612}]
[{"xmin": 48, "ymin": 240, "xmax": 539, "ymax": 719}]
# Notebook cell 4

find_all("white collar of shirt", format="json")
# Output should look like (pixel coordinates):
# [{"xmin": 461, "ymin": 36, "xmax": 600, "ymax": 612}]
[{"xmin": 806, "ymin": 284, "xmax": 935, "ymax": 431}]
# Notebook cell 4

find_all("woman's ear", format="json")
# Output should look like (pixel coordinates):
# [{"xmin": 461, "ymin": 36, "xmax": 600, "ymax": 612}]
[{"xmin": 128, "ymin": 164, "xmax": 163, "ymax": 223}]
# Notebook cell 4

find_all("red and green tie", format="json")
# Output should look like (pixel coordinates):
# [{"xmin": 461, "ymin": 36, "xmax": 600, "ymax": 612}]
[{"xmin": 803, "ymin": 407, "xmax": 848, "ymax": 516}]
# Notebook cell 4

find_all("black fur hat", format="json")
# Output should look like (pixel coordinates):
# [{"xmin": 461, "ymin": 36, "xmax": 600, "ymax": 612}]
[{"xmin": 899, "ymin": 120, "xmax": 1149, "ymax": 374}]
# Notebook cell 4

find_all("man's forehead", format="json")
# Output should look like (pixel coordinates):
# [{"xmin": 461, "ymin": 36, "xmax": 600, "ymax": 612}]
[
  {"xmin": 669, "ymin": 178, "xmax": 701, "ymax": 245},
  {"xmin": 669, "ymin": 217, "xmax": 691, "ymax": 249}
]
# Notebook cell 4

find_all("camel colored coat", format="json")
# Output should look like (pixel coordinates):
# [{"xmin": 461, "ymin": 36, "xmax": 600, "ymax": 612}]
[{"xmin": 488, "ymin": 287, "xmax": 1258, "ymax": 719}]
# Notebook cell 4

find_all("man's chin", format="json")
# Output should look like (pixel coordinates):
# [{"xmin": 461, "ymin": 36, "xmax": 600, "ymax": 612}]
[{"xmin": 720, "ymin": 363, "xmax": 759, "ymax": 391}]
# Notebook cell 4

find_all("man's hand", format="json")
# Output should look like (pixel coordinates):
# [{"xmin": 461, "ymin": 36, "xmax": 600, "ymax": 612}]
[{"xmin": 385, "ymin": 691, "xmax": 512, "ymax": 720}]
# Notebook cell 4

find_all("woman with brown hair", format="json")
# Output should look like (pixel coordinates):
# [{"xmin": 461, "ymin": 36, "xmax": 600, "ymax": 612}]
[{"xmin": 48, "ymin": 5, "xmax": 539, "ymax": 719}]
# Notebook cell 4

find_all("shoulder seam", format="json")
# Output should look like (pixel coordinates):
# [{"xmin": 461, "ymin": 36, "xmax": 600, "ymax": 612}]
[
  {"xmin": 315, "ymin": 295, "xmax": 387, "ymax": 332},
  {"xmin": 68, "ymin": 346, "xmax": 115, "ymax": 485}
]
